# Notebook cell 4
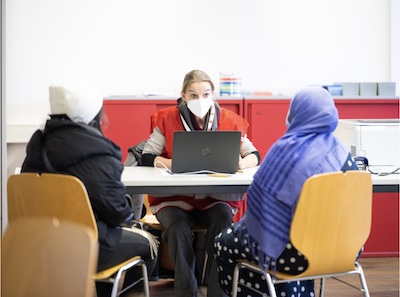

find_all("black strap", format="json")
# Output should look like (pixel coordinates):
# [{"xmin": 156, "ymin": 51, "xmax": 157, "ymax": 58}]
[{"xmin": 41, "ymin": 143, "xmax": 57, "ymax": 173}]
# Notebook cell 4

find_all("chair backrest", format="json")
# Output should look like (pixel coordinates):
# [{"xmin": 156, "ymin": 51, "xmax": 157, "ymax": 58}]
[
  {"xmin": 279, "ymin": 171, "xmax": 372, "ymax": 278},
  {"xmin": 7, "ymin": 173, "xmax": 98, "ymax": 237},
  {"xmin": 2, "ymin": 217, "xmax": 98, "ymax": 297}
]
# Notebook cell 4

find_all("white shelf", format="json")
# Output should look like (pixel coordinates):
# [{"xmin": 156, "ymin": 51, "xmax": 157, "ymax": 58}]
[{"xmin": 6, "ymin": 125, "xmax": 43, "ymax": 143}]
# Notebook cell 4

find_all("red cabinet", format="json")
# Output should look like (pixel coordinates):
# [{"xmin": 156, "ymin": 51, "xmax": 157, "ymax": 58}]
[
  {"xmin": 103, "ymin": 99, "xmax": 176, "ymax": 162},
  {"xmin": 244, "ymin": 97, "xmax": 400, "ymax": 160},
  {"xmin": 335, "ymin": 99, "xmax": 400, "ymax": 119}
]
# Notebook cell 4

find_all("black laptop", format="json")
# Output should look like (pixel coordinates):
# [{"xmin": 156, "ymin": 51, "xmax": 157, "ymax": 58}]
[{"xmin": 171, "ymin": 131, "xmax": 241, "ymax": 174}]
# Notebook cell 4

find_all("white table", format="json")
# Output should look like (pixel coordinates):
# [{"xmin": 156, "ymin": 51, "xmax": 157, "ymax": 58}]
[
  {"xmin": 14, "ymin": 166, "xmax": 399, "ymax": 193},
  {"xmin": 371, "ymin": 174, "xmax": 400, "ymax": 192},
  {"xmin": 121, "ymin": 166, "xmax": 259, "ymax": 195}
]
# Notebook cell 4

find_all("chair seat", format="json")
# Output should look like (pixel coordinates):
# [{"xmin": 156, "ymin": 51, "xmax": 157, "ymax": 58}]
[
  {"xmin": 141, "ymin": 214, "xmax": 165, "ymax": 230},
  {"xmin": 141, "ymin": 214, "xmax": 206, "ymax": 232},
  {"xmin": 94, "ymin": 256, "xmax": 143, "ymax": 280},
  {"xmin": 274, "ymin": 264, "xmax": 359, "ymax": 281}
]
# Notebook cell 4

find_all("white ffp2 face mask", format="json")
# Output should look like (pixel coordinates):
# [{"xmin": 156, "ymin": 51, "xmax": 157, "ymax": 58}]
[{"xmin": 187, "ymin": 98, "xmax": 214, "ymax": 118}]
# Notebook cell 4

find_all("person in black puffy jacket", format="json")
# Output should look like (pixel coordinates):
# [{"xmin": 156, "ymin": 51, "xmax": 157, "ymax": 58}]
[{"xmin": 21, "ymin": 83, "xmax": 157, "ymax": 297}]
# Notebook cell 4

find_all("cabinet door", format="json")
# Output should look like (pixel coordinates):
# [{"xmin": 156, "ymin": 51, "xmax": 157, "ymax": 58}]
[
  {"xmin": 362, "ymin": 191, "xmax": 399, "ymax": 257},
  {"xmin": 216, "ymin": 98, "xmax": 244, "ymax": 117},
  {"xmin": 244, "ymin": 100, "xmax": 290, "ymax": 159},
  {"xmin": 335, "ymin": 99, "xmax": 399, "ymax": 119},
  {"xmin": 103, "ymin": 100, "xmax": 175, "ymax": 161}
]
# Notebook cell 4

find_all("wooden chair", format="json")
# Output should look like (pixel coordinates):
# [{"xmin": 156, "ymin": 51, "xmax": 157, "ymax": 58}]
[
  {"xmin": 2, "ymin": 217, "xmax": 98, "ymax": 297},
  {"xmin": 232, "ymin": 171, "xmax": 373, "ymax": 297},
  {"xmin": 7, "ymin": 173, "xmax": 150, "ymax": 297}
]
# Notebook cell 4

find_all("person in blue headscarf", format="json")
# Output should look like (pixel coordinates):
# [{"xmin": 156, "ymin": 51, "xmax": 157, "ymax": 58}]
[{"xmin": 213, "ymin": 86, "xmax": 358, "ymax": 296}]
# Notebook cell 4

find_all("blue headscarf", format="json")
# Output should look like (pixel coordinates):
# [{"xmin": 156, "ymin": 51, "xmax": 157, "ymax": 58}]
[{"xmin": 240, "ymin": 86, "xmax": 349, "ymax": 266}]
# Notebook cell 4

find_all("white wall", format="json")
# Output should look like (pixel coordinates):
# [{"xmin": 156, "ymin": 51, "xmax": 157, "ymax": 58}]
[
  {"xmin": 5, "ymin": 0, "xmax": 397, "ymax": 127},
  {"xmin": 1, "ymin": 0, "xmax": 5, "ymax": 235}
]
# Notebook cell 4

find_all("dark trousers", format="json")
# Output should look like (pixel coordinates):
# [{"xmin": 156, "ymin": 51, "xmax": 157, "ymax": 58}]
[{"xmin": 157, "ymin": 204, "xmax": 233, "ymax": 297}]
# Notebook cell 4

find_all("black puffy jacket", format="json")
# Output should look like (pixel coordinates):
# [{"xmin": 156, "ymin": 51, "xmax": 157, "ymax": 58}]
[{"xmin": 21, "ymin": 118, "xmax": 132, "ymax": 254}]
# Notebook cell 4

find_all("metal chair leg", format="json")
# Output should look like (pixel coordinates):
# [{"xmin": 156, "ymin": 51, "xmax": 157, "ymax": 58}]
[
  {"xmin": 356, "ymin": 263, "xmax": 370, "ymax": 297},
  {"xmin": 319, "ymin": 278, "xmax": 326, "ymax": 297},
  {"xmin": 110, "ymin": 258, "xmax": 149, "ymax": 297},
  {"xmin": 232, "ymin": 262, "xmax": 240, "ymax": 297}
]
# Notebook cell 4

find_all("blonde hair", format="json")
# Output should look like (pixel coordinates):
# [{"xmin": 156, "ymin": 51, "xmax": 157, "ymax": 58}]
[{"xmin": 181, "ymin": 70, "xmax": 215, "ymax": 93}]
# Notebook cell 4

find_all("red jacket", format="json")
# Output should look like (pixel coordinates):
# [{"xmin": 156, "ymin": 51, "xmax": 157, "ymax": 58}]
[{"xmin": 149, "ymin": 106, "xmax": 248, "ymax": 214}]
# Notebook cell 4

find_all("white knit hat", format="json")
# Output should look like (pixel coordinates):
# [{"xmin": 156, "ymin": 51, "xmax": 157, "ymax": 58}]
[{"xmin": 49, "ymin": 83, "xmax": 103, "ymax": 124}]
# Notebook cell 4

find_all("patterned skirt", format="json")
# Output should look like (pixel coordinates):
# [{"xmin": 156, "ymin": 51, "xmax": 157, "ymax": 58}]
[{"xmin": 214, "ymin": 223, "xmax": 315, "ymax": 297}]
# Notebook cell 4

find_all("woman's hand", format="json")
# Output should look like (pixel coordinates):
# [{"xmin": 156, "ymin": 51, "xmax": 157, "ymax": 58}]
[
  {"xmin": 154, "ymin": 156, "xmax": 172, "ymax": 169},
  {"xmin": 238, "ymin": 153, "xmax": 259, "ymax": 170}
]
